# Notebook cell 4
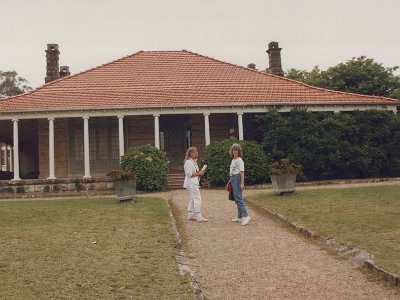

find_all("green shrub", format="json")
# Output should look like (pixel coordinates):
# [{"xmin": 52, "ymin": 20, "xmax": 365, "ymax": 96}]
[
  {"xmin": 257, "ymin": 109, "xmax": 400, "ymax": 180},
  {"xmin": 204, "ymin": 139, "xmax": 270, "ymax": 186},
  {"xmin": 106, "ymin": 169, "xmax": 136, "ymax": 181},
  {"xmin": 120, "ymin": 145, "xmax": 168, "ymax": 191},
  {"xmin": 270, "ymin": 158, "xmax": 303, "ymax": 176}
]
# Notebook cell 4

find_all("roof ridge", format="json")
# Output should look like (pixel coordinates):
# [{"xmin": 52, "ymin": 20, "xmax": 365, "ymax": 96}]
[{"xmin": 181, "ymin": 49, "xmax": 268, "ymax": 74}]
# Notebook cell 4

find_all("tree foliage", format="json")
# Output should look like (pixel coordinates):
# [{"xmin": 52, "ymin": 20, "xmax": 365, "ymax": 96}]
[
  {"xmin": 286, "ymin": 56, "xmax": 400, "ymax": 99},
  {"xmin": 0, "ymin": 70, "xmax": 32, "ymax": 99}
]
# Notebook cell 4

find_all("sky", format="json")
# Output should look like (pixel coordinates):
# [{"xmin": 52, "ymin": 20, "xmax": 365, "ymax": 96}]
[{"xmin": 2, "ymin": 0, "xmax": 400, "ymax": 89}]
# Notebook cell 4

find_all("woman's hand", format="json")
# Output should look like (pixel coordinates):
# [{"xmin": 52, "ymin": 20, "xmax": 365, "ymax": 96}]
[
  {"xmin": 240, "ymin": 182, "xmax": 245, "ymax": 191},
  {"xmin": 193, "ymin": 170, "xmax": 204, "ymax": 177}
]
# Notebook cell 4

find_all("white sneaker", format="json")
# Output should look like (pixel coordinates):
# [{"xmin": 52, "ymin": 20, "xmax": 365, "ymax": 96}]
[
  {"xmin": 187, "ymin": 212, "xmax": 197, "ymax": 220},
  {"xmin": 241, "ymin": 216, "xmax": 251, "ymax": 226},
  {"xmin": 196, "ymin": 215, "xmax": 208, "ymax": 222},
  {"xmin": 232, "ymin": 217, "xmax": 242, "ymax": 222}
]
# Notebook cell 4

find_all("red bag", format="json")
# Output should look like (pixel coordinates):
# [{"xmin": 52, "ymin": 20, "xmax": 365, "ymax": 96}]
[{"xmin": 226, "ymin": 180, "xmax": 232, "ymax": 192}]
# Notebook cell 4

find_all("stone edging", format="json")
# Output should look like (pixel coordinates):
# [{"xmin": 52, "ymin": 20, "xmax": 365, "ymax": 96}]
[
  {"xmin": 165, "ymin": 200, "xmax": 204, "ymax": 300},
  {"xmin": 246, "ymin": 199, "xmax": 400, "ymax": 288}
]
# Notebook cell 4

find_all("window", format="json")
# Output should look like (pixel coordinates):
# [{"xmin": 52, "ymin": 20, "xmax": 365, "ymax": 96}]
[
  {"xmin": 68, "ymin": 117, "xmax": 120, "ymax": 173},
  {"xmin": 160, "ymin": 131, "xmax": 165, "ymax": 151},
  {"xmin": 185, "ymin": 129, "xmax": 191, "ymax": 149}
]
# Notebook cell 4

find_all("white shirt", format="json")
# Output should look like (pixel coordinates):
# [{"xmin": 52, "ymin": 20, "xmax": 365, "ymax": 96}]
[
  {"xmin": 183, "ymin": 158, "xmax": 199, "ymax": 188},
  {"xmin": 230, "ymin": 157, "xmax": 244, "ymax": 176}
]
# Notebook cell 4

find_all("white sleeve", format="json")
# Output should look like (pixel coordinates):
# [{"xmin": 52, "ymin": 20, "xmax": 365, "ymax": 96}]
[
  {"xmin": 239, "ymin": 158, "xmax": 245, "ymax": 172},
  {"xmin": 184, "ymin": 160, "xmax": 193, "ymax": 178}
]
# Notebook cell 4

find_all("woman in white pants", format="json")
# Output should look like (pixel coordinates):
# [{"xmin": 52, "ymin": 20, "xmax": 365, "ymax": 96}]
[{"xmin": 183, "ymin": 147, "xmax": 208, "ymax": 222}]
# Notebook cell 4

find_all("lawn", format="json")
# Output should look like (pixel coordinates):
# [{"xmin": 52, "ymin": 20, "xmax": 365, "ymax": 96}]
[
  {"xmin": 249, "ymin": 184, "xmax": 400, "ymax": 276},
  {"xmin": 0, "ymin": 197, "xmax": 193, "ymax": 299}
]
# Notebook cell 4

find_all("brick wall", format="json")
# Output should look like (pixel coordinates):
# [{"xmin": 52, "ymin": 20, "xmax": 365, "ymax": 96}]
[{"xmin": 126, "ymin": 115, "xmax": 154, "ymax": 148}]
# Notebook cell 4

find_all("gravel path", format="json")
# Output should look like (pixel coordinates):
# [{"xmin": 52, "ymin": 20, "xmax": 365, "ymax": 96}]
[{"xmin": 160, "ymin": 184, "xmax": 400, "ymax": 300}]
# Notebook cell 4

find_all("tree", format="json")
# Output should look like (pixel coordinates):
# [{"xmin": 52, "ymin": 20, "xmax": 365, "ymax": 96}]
[
  {"xmin": 286, "ymin": 56, "xmax": 400, "ymax": 99},
  {"xmin": 0, "ymin": 70, "xmax": 32, "ymax": 99}
]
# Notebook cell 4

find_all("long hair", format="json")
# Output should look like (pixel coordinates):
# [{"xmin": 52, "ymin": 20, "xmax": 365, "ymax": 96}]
[
  {"xmin": 184, "ymin": 147, "xmax": 198, "ymax": 162},
  {"xmin": 229, "ymin": 143, "xmax": 243, "ymax": 158}
]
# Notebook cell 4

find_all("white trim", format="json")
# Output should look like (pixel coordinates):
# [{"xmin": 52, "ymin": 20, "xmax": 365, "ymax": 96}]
[
  {"xmin": 11, "ymin": 119, "xmax": 20, "ymax": 181},
  {"xmin": 83, "ymin": 116, "xmax": 91, "ymax": 179},
  {"xmin": 204, "ymin": 113, "xmax": 210, "ymax": 146},
  {"xmin": 9, "ymin": 146, "xmax": 13, "ymax": 172},
  {"xmin": 0, "ymin": 104, "xmax": 397, "ymax": 120},
  {"xmin": 117, "ymin": 115, "xmax": 125, "ymax": 158},
  {"xmin": 237, "ymin": 112, "xmax": 244, "ymax": 140},
  {"xmin": 153, "ymin": 114, "xmax": 160, "ymax": 149},
  {"xmin": 47, "ymin": 117, "xmax": 56, "ymax": 180},
  {"xmin": 2, "ymin": 143, "xmax": 6, "ymax": 171}
]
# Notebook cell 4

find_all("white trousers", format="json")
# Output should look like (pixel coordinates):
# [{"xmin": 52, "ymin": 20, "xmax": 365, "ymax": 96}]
[{"xmin": 187, "ymin": 183, "xmax": 202, "ymax": 213}]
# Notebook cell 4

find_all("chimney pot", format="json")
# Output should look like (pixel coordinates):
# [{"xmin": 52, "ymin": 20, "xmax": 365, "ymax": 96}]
[
  {"xmin": 59, "ymin": 66, "xmax": 70, "ymax": 78},
  {"xmin": 45, "ymin": 44, "xmax": 61, "ymax": 83},
  {"xmin": 266, "ymin": 41, "xmax": 284, "ymax": 76}
]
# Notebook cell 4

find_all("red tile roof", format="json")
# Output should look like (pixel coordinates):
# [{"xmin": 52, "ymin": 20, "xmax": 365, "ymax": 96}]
[{"xmin": 0, "ymin": 50, "xmax": 398, "ymax": 112}]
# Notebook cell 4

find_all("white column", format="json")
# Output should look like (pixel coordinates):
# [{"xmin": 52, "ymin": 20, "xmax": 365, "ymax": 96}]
[
  {"xmin": 12, "ymin": 119, "xmax": 20, "ymax": 181},
  {"xmin": 204, "ymin": 113, "xmax": 210, "ymax": 146},
  {"xmin": 9, "ymin": 146, "xmax": 13, "ymax": 172},
  {"xmin": 118, "ymin": 115, "xmax": 125, "ymax": 158},
  {"xmin": 48, "ymin": 117, "xmax": 56, "ymax": 180},
  {"xmin": 237, "ymin": 112, "xmax": 244, "ymax": 140},
  {"xmin": 83, "ymin": 116, "xmax": 91, "ymax": 179},
  {"xmin": 153, "ymin": 114, "xmax": 160, "ymax": 149},
  {"xmin": 3, "ymin": 143, "xmax": 7, "ymax": 171}
]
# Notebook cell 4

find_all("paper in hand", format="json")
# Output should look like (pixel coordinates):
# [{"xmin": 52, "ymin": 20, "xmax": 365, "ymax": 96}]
[{"xmin": 201, "ymin": 165, "xmax": 207, "ymax": 172}]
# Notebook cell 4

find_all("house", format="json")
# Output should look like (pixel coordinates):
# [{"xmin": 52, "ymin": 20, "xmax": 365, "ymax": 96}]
[{"xmin": 0, "ymin": 42, "xmax": 399, "ymax": 183}]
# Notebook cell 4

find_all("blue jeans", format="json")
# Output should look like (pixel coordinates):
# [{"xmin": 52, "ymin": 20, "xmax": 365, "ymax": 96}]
[{"xmin": 230, "ymin": 174, "xmax": 248, "ymax": 218}]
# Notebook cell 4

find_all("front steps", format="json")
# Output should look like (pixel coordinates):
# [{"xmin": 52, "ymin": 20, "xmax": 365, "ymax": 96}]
[{"xmin": 166, "ymin": 173, "xmax": 185, "ymax": 190}]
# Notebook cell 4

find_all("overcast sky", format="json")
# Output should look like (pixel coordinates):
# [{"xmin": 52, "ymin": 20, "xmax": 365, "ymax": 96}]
[{"xmin": 3, "ymin": 0, "xmax": 400, "ymax": 89}]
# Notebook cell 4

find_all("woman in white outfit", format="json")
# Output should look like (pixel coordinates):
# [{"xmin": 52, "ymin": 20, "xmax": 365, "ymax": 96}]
[{"xmin": 183, "ymin": 147, "xmax": 208, "ymax": 222}]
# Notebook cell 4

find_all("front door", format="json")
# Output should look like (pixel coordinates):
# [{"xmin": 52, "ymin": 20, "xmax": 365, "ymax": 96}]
[{"xmin": 161, "ymin": 115, "xmax": 189, "ymax": 172}]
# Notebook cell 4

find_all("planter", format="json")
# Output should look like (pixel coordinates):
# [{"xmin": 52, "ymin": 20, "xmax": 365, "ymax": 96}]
[
  {"xmin": 112, "ymin": 179, "xmax": 136, "ymax": 202},
  {"xmin": 270, "ymin": 174, "xmax": 296, "ymax": 194}
]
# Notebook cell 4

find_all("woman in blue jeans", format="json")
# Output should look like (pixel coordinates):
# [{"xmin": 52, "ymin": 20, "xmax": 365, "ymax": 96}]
[{"xmin": 229, "ymin": 143, "xmax": 250, "ymax": 226}]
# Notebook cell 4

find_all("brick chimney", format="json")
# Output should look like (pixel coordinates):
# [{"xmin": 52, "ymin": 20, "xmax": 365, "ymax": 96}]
[
  {"xmin": 45, "ymin": 44, "xmax": 60, "ymax": 83},
  {"xmin": 266, "ymin": 41, "xmax": 284, "ymax": 76}
]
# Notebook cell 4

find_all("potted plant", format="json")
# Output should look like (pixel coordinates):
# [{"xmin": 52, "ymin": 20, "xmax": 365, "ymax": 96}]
[
  {"xmin": 270, "ymin": 159, "xmax": 303, "ymax": 194},
  {"xmin": 107, "ymin": 169, "xmax": 137, "ymax": 202}
]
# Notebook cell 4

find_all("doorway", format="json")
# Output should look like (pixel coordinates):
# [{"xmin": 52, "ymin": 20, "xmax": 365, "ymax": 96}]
[{"xmin": 160, "ymin": 115, "xmax": 190, "ymax": 172}]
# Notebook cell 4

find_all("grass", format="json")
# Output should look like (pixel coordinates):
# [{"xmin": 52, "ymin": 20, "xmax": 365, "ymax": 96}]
[
  {"xmin": 249, "ymin": 184, "xmax": 400, "ymax": 276},
  {"xmin": 0, "ymin": 197, "xmax": 193, "ymax": 299}
]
